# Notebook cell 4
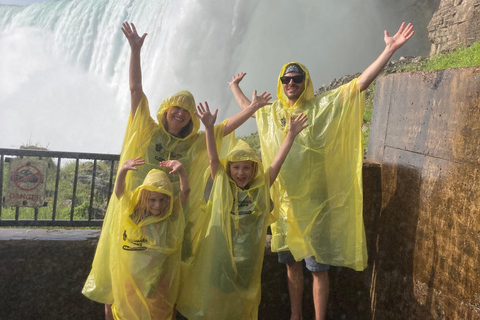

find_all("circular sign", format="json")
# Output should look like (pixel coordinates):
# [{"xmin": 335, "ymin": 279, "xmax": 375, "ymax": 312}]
[{"xmin": 13, "ymin": 163, "xmax": 43, "ymax": 191}]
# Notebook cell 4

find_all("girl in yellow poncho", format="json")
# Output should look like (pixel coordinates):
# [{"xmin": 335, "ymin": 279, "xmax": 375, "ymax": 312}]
[
  {"xmin": 176, "ymin": 101, "xmax": 307, "ymax": 320},
  {"xmin": 82, "ymin": 22, "xmax": 271, "ymax": 317},
  {"xmin": 110, "ymin": 158, "xmax": 189, "ymax": 320}
]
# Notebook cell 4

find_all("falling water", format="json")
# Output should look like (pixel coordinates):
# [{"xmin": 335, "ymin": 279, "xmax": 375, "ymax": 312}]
[{"xmin": 0, "ymin": 0, "xmax": 426, "ymax": 153}]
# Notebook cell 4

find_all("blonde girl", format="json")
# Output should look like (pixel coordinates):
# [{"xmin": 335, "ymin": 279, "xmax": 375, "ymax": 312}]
[{"xmin": 110, "ymin": 158, "xmax": 189, "ymax": 320}]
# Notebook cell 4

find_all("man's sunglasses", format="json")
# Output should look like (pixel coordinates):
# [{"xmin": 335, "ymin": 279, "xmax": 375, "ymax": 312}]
[{"xmin": 280, "ymin": 75, "xmax": 305, "ymax": 84}]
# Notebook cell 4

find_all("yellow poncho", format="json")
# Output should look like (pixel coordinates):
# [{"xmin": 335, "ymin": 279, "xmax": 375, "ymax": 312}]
[
  {"xmin": 177, "ymin": 140, "xmax": 277, "ymax": 320},
  {"xmin": 110, "ymin": 169, "xmax": 184, "ymax": 320},
  {"xmin": 82, "ymin": 91, "xmax": 232, "ymax": 304},
  {"xmin": 256, "ymin": 62, "xmax": 367, "ymax": 271}
]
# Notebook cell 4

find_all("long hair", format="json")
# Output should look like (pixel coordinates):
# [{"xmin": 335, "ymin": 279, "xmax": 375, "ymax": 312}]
[{"xmin": 131, "ymin": 189, "xmax": 171, "ymax": 224}]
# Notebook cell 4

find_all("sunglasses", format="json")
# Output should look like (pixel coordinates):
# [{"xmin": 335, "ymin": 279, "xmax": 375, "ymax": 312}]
[{"xmin": 280, "ymin": 75, "xmax": 305, "ymax": 84}]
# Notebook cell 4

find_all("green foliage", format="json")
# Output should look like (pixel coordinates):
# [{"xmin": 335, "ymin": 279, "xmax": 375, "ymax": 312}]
[{"xmin": 424, "ymin": 42, "xmax": 480, "ymax": 70}]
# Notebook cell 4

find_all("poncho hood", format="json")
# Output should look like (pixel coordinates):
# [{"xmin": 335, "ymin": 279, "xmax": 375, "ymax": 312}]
[
  {"xmin": 222, "ymin": 139, "xmax": 264, "ymax": 186},
  {"xmin": 130, "ymin": 169, "xmax": 174, "ymax": 224},
  {"xmin": 277, "ymin": 62, "xmax": 314, "ymax": 110},
  {"xmin": 156, "ymin": 90, "xmax": 200, "ymax": 140}
]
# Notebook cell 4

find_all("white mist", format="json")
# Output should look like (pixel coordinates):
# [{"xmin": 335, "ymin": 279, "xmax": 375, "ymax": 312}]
[{"xmin": 0, "ymin": 0, "xmax": 422, "ymax": 153}]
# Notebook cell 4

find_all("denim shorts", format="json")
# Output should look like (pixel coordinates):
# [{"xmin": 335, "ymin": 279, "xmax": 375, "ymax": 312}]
[{"xmin": 277, "ymin": 251, "xmax": 330, "ymax": 272}]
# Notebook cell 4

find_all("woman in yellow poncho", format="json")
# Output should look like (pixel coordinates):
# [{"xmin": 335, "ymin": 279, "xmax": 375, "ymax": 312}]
[
  {"xmin": 110, "ymin": 158, "xmax": 189, "ymax": 320},
  {"xmin": 175, "ymin": 101, "xmax": 307, "ymax": 320},
  {"xmin": 82, "ymin": 22, "xmax": 272, "ymax": 319}
]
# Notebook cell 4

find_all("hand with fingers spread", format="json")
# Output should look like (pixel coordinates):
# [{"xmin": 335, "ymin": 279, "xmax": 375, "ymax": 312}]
[
  {"xmin": 121, "ymin": 22, "xmax": 147, "ymax": 50},
  {"xmin": 250, "ymin": 90, "xmax": 272, "ymax": 111},
  {"xmin": 195, "ymin": 102, "xmax": 218, "ymax": 129},
  {"xmin": 121, "ymin": 157, "xmax": 146, "ymax": 172},
  {"xmin": 159, "ymin": 160, "xmax": 190, "ymax": 205},
  {"xmin": 115, "ymin": 157, "xmax": 145, "ymax": 199},
  {"xmin": 384, "ymin": 22, "xmax": 415, "ymax": 52},
  {"xmin": 228, "ymin": 73, "xmax": 246, "ymax": 88},
  {"xmin": 289, "ymin": 113, "xmax": 309, "ymax": 137},
  {"xmin": 159, "ymin": 160, "xmax": 184, "ymax": 175},
  {"xmin": 359, "ymin": 22, "xmax": 415, "ymax": 91}
]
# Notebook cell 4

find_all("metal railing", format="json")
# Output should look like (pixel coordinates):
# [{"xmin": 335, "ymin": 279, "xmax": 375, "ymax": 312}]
[{"xmin": 0, "ymin": 148, "xmax": 119, "ymax": 227}]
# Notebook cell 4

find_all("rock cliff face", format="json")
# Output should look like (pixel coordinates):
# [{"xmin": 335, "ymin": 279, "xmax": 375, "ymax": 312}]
[
  {"xmin": 428, "ymin": 0, "xmax": 480, "ymax": 54},
  {"xmin": 377, "ymin": 0, "xmax": 479, "ymax": 55}
]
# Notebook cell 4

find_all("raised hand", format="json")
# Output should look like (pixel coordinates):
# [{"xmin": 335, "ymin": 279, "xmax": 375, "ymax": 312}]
[
  {"xmin": 121, "ymin": 157, "xmax": 145, "ymax": 172},
  {"xmin": 228, "ymin": 72, "xmax": 246, "ymax": 87},
  {"xmin": 384, "ymin": 22, "xmax": 415, "ymax": 52},
  {"xmin": 251, "ymin": 90, "xmax": 272, "ymax": 110},
  {"xmin": 115, "ymin": 157, "xmax": 145, "ymax": 198},
  {"xmin": 160, "ymin": 160, "xmax": 190, "ymax": 204},
  {"xmin": 121, "ymin": 22, "xmax": 147, "ymax": 50},
  {"xmin": 289, "ymin": 113, "xmax": 309, "ymax": 136},
  {"xmin": 160, "ymin": 160, "xmax": 184, "ymax": 175},
  {"xmin": 195, "ymin": 102, "xmax": 218, "ymax": 128}
]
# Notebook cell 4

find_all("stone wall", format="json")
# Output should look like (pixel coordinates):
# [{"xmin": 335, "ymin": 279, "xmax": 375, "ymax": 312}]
[
  {"xmin": 0, "ymin": 229, "xmax": 104, "ymax": 320},
  {"xmin": 428, "ymin": 0, "xmax": 480, "ymax": 54},
  {"xmin": 367, "ymin": 66, "xmax": 480, "ymax": 319}
]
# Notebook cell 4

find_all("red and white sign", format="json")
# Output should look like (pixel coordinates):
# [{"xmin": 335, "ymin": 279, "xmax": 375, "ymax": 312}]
[{"xmin": 5, "ymin": 158, "xmax": 48, "ymax": 207}]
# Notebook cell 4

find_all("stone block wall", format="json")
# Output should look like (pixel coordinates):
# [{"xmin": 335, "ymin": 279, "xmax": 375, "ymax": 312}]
[
  {"xmin": 428, "ymin": 0, "xmax": 480, "ymax": 54},
  {"xmin": 0, "ymin": 229, "xmax": 104, "ymax": 320},
  {"xmin": 367, "ymin": 67, "xmax": 480, "ymax": 319}
]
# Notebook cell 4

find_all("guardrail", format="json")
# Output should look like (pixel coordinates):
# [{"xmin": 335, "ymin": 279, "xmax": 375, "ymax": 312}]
[{"xmin": 0, "ymin": 148, "xmax": 119, "ymax": 227}]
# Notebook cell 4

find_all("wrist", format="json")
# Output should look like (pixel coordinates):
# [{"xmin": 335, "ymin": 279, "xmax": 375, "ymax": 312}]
[
  {"xmin": 286, "ymin": 131, "xmax": 296, "ymax": 140},
  {"xmin": 249, "ymin": 102, "xmax": 260, "ymax": 110},
  {"xmin": 383, "ymin": 45, "xmax": 396, "ymax": 57}
]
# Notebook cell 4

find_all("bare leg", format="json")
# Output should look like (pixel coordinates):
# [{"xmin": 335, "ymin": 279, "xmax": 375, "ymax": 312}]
[
  {"xmin": 312, "ymin": 270, "xmax": 329, "ymax": 320},
  {"xmin": 286, "ymin": 261, "xmax": 304, "ymax": 320},
  {"xmin": 105, "ymin": 304, "xmax": 114, "ymax": 320}
]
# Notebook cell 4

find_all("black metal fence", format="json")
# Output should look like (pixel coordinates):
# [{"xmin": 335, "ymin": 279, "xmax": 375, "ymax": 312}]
[{"xmin": 0, "ymin": 148, "xmax": 119, "ymax": 227}]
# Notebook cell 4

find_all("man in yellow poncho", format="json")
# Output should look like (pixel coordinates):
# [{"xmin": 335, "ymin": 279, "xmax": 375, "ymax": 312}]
[{"xmin": 228, "ymin": 22, "xmax": 415, "ymax": 320}]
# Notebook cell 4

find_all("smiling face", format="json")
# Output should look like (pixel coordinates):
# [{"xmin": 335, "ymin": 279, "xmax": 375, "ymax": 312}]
[
  {"xmin": 146, "ymin": 191, "xmax": 170, "ymax": 217},
  {"xmin": 228, "ymin": 160, "xmax": 255, "ymax": 189},
  {"xmin": 165, "ymin": 106, "xmax": 192, "ymax": 135},
  {"xmin": 282, "ymin": 72, "xmax": 305, "ymax": 105}
]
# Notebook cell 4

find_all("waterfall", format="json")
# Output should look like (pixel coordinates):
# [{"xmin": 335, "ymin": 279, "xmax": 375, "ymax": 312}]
[{"xmin": 0, "ymin": 0, "xmax": 425, "ymax": 153}]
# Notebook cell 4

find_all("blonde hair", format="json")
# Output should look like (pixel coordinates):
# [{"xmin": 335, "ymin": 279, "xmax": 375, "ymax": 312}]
[{"xmin": 131, "ymin": 189, "xmax": 171, "ymax": 224}]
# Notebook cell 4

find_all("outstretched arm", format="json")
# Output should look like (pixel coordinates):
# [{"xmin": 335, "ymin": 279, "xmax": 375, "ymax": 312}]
[
  {"xmin": 195, "ymin": 102, "xmax": 220, "ymax": 179},
  {"xmin": 228, "ymin": 72, "xmax": 252, "ymax": 112},
  {"xmin": 115, "ymin": 157, "xmax": 146, "ymax": 199},
  {"xmin": 223, "ymin": 90, "xmax": 272, "ymax": 136},
  {"xmin": 121, "ymin": 22, "xmax": 148, "ymax": 118},
  {"xmin": 269, "ymin": 114, "xmax": 308, "ymax": 185},
  {"xmin": 160, "ymin": 160, "xmax": 190, "ymax": 206},
  {"xmin": 358, "ymin": 22, "xmax": 415, "ymax": 91}
]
